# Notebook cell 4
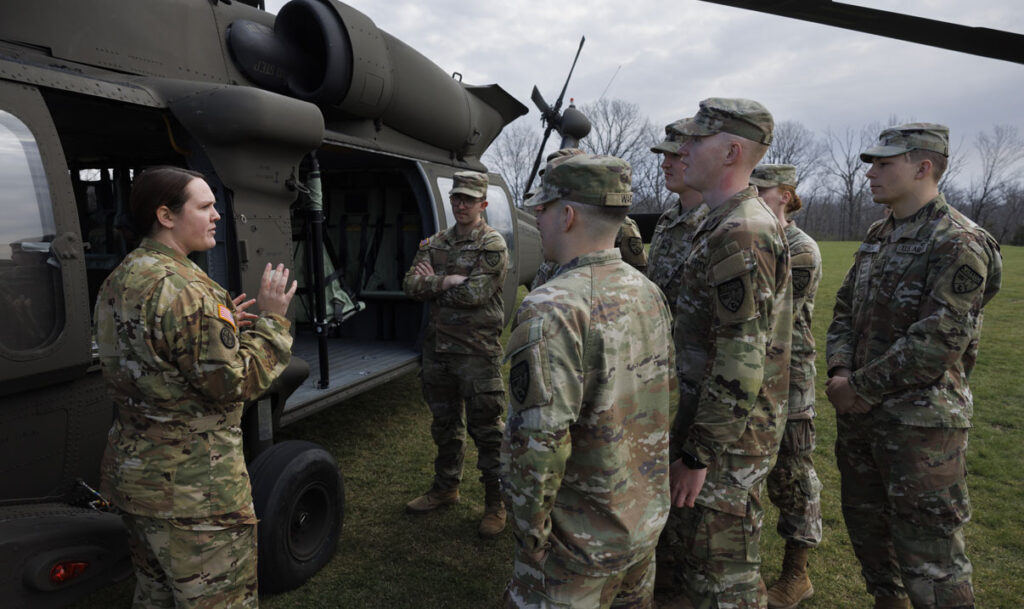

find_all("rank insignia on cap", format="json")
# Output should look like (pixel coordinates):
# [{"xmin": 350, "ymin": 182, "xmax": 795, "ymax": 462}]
[
  {"xmin": 510, "ymin": 361, "xmax": 530, "ymax": 404},
  {"xmin": 217, "ymin": 304, "xmax": 236, "ymax": 329}
]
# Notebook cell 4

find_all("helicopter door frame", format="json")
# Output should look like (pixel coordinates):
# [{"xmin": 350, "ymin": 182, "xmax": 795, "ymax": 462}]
[
  {"xmin": 415, "ymin": 161, "xmax": 520, "ymax": 323},
  {"xmin": 0, "ymin": 80, "xmax": 90, "ymax": 395}
]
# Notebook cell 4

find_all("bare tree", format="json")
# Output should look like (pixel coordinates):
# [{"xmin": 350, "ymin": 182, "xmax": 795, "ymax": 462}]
[
  {"xmin": 763, "ymin": 120, "xmax": 827, "ymax": 190},
  {"xmin": 482, "ymin": 119, "xmax": 541, "ymax": 207},
  {"xmin": 821, "ymin": 127, "xmax": 875, "ymax": 240},
  {"xmin": 967, "ymin": 125, "xmax": 1024, "ymax": 226}
]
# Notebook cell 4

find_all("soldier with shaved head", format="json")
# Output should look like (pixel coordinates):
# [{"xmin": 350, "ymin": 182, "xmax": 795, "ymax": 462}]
[
  {"xmin": 658, "ymin": 98, "xmax": 792, "ymax": 609},
  {"xmin": 502, "ymin": 154, "xmax": 675, "ymax": 608}
]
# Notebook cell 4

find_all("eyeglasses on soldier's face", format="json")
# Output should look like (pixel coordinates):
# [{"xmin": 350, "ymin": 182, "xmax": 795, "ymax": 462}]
[{"xmin": 450, "ymin": 194, "xmax": 483, "ymax": 208}]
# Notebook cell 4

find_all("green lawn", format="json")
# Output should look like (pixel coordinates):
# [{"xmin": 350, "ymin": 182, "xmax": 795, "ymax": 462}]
[{"xmin": 72, "ymin": 243, "xmax": 1024, "ymax": 609}]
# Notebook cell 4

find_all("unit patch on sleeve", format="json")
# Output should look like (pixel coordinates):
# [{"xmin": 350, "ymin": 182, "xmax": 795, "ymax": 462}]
[
  {"xmin": 509, "ymin": 360, "xmax": 530, "ymax": 404},
  {"xmin": 220, "ymin": 326, "xmax": 237, "ymax": 349},
  {"xmin": 484, "ymin": 251, "xmax": 502, "ymax": 268},
  {"xmin": 792, "ymin": 268, "xmax": 811, "ymax": 293},
  {"xmin": 952, "ymin": 265, "xmax": 983, "ymax": 294},
  {"xmin": 718, "ymin": 278, "xmax": 745, "ymax": 313},
  {"xmin": 628, "ymin": 237, "xmax": 643, "ymax": 256}
]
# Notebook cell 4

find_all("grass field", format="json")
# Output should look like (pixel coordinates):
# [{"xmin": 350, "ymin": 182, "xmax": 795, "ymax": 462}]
[{"xmin": 72, "ymin": 243, "xmax": 1024, "ymax": 609}]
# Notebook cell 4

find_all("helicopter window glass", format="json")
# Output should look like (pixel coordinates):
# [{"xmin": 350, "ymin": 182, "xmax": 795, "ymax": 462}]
[
  {"xmin": 435, "ymin": 177, "xmax": 456, "ymax": 229},
  {"xmin": 482, "ymin": 185, "xmax": 514, "ymax": 262},
  {"xmin": 0, "ymin": 110, "xmax": 64, "ymax": 352}
]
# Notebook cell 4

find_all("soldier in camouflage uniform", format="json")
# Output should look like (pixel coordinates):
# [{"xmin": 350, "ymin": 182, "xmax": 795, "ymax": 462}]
[
  {"xmin": 660, "ymin": 99, "xmax": 792, "ymax": 609},
  {"xmin": 647, "ymin": 119, "xmax": 709, "ymax": 316},
  {"xmin": 94, "ymin": 166, "xmax": 297, "ymax": 609},
  {"xmin": 826, "ymin": 124, "xmax": 1001, "ymax": 609},
  {"xmin": 530, "ymin": 149, "xmax": 647, "ymax": 289},
  {"xmin": 403, "ymin": 170, "xmax": 510, "ymax": 537},
  {"xmin": 503, "ymin": 153, "xmax": 674, "ymax": 608},
  {"xmin": 648, "ymin": 118, "xmax": 710, "ymax": 594},
  {"xmin": 750, "ymin": 164, "xmax": 823, "ymax": 609}
]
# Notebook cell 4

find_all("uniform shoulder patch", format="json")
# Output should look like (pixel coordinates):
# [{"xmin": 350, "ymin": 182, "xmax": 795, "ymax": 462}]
[
  {"xmin": 792, "ymin": 268, "xmax": 812, "ymax": 293},
  {"xmin": 484, "ymin": 250, "xmax": 502, "ymax": 268},
  {"xmin": 220, "ymin": 326, "xmax": 237, "ymax": 349},
  {"xmin": 718, "ymin": 277, "xmax": 745, "ymax": 313},
  {"xmin": 418, "ymin": 237, "xmax": 431, "ymax": 249},
  {"xmin": 217, "ymin": 303, "xmax": 236, "ymax": 329},
  {"xmin": 509, "ymin": 360, "xmax": 530, "ymax": 404},
  {"xmin": 952, "ymin": 265, "xmax": 983, "ymax": 294},
  {"xmin": 628, "ymin": 236, "xmax": 643, "ymax": 256}
]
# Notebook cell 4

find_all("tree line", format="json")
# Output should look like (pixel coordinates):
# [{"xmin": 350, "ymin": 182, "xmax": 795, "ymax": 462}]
[{"xmin": 484, "ymin": 99, "xmax": 1024, "ymax": 245}]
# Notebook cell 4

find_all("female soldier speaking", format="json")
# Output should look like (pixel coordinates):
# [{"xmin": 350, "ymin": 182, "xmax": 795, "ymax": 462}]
[{"xmin": 94, "ymin": 166, "xmax": 297, "ymax": 608}]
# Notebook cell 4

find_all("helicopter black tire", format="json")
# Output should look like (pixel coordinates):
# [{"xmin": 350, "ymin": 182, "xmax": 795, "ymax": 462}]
[{"xmin": 249, "ymin": 440, "xmax": 344, "ymax": 594}]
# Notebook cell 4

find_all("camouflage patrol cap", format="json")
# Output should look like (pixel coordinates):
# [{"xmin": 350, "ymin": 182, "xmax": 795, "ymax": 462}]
[
  {"xmin": 650, "ymin": 119, "xmax": 690, "ymax": 155},
  {"xmin": 524, "ymin": 148, "xmax": 587, "ymax": 203},
  {"xmin": 750, "ymin": 164, "xmax": 798, "ymax": 188},
  {"xmin": 860, "ymin": 122, "xmax": 949, "ymax": 162},
  {"xmin": 676, "ymin": 97, "xmax": 774, "ymax": 145},
  {"xmin": 523, "ymin": 154, "xmax": 633, "ymax": 209},
  {"xmin": 449, "ymin": 170, "xmax": 488, "ymax": 198}
]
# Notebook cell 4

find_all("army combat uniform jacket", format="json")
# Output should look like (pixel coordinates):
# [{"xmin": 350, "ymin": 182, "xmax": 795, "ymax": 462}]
[
  {"xmin": 647, "ymin": 200, "xmax": 710, "ymax": 316},
  {"xmin": 827, "ymin": 194, "xmax": 1001, "ymax": 427},
  {"xmin": 786, "ymin": 221, "xmax": 822, "ymax": 419},
  {"xmin": 531, "ymin": 216, "xmax": 648, "ymax": 289},
  {"xmin": 403, "ymin": 221, "xmax": 507, "ymax": 356},
  {"xmin": 503, "ymin": 249, "xmax": 675, "ymax": 576},
  {"xmin": 95, "ymin": 238, "xmax": 293, "ymax": 520},
  {"xmin": 672, "ymin": 186, "xmax": 792, "ymax": 471}
]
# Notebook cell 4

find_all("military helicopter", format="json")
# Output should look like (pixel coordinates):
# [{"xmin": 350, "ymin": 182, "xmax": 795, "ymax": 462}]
[{"xmin": 0, "ymin": 0, "xmax": 561, "ymax": 605}]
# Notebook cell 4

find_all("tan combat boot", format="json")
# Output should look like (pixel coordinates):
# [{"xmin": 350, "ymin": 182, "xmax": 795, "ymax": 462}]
[
  {"xmin": 405, "ymin": 486, "xmax": 460, "ymax": 513},
  {"xmin": 767, "ymin": 545, "xmax": 814, "ymax": 609},
  {"xmin": 478, "ymin": 483, "xmax": 506, "ymax": 537},
  {"xmin": 873, "ymin": 596, "xmax": 912, "ymax": 609}
]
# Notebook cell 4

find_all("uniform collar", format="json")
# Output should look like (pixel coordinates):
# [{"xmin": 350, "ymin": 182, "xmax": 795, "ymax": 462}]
[
  {"xmin": 140, "ymin": 237, "xmax": 200, "ymax": 268},
  {"xmin": 701, "ymin": 185, "xmax": 759, "ymax": 230},
  {"xmin": 556, "ymin": 248, "xmax": 622, "ymax": 276},
  {"xmin": 884, "ymin": 193, "xmax": 947, "ymax": 241},
  {"xmin": 446, "ymin": 220, "xmax": 489, "ymax": 243}
]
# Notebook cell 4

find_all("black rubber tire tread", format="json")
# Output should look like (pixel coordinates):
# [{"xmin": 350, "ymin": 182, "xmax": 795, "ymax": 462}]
[{"xmin": 249, "ymin": 440, "xmax": 344, "ymax": 594}]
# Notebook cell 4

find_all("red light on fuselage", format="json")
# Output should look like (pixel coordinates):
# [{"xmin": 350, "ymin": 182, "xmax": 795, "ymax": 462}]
[{"xmin": 49, "ymin": 561, "xmax": 89, "ymax": 583}]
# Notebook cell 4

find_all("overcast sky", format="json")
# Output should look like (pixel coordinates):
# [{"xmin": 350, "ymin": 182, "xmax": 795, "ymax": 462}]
[{"xmin": 264, "ymin": 1, "xmax": 1024, "ymax": 176}]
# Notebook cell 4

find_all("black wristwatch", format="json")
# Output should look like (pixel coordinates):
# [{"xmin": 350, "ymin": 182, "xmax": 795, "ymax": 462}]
[{"xmin": 680, "ymin": 450, "xmax": 707, "ymax": 470}]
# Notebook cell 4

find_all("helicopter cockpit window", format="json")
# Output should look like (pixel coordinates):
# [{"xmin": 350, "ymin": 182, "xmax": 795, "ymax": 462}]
[{"xmin": 0, "ymin": 110, "xmax": 63, "ymax": 352}]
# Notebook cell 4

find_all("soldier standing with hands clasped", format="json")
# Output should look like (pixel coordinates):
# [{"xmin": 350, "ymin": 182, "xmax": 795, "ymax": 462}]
[
  {"xmin": 502, "ymin": 154, "xmax": 675, "ymax": 608},
  {"xmin": 751, "ymin": 164, "xmax": 823, "ymax": 609},
  {"xmin": 403, "ymin": 170, "xmax": 510, "ymax": 537},
  {"xmin": 658, "ymin": 98, "xmax": 792, "ymax": 609},
  {"xmin": 95, "ymin": 166, "xmax": 297, "ymax": 609},
  {"xmin": 826, "ymin": 124, "xmax": 1001, "ymax": 609}
]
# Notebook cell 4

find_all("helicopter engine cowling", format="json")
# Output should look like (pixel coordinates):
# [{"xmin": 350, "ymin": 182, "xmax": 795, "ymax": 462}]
[{"xmin": 228, "ymin": 0, "xmax": 523, "ymax": 157}]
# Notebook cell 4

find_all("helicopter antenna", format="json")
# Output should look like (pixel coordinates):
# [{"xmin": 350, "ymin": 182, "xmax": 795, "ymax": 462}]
[
  {"xmin": 598, "ymin": 65, "xmax": 621, "ymax": 101},
  {"xmin": 523, "ymin": 36, "xmax": 587, "ymax": 198}
]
